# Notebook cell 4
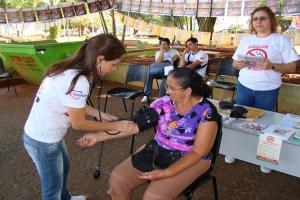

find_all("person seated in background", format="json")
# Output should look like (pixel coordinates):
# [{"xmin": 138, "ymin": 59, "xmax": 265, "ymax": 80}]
[
  {"xmin": 141, "ymin": 37, "xmax": 180, "ymax": 103},
  {"xmin": 106, "ymin": 68, "xmax": 219, "ymax": 200},
  {"xmin": 158, "ymin": 37, "xmax": 209, "ymax": 97},
  {"xmin": 179, "ymin": 37, "xmax": 209, "ymax": 78}
]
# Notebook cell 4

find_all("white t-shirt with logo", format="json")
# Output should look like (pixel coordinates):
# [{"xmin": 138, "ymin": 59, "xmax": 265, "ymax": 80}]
[
  {"xmin": 233, "ymin": 33, "xmax": 299, "ymax": 91},
  {"xmin": 24, "ymin": 69, "xmax": 90, "ymax": 143},
  {"xmin": 184, "ymin": 50, "xmax": 209, "ymax": 77},
  {"xmin": 155, "ymin": 48, "xmax": 179, "ymax": 65}
]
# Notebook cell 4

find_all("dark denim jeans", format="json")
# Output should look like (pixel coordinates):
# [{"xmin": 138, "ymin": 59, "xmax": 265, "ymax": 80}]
[
  {"xmin": 236, "ymin": 82, "xmax": 280, "ymax": 111},
  {"xmin": 23, "ymin": 133, "xmax": 71, "ymax": 200},
  {"xmin": 144, "ymin": 61, "xmax": 172, "ymax": 96}
]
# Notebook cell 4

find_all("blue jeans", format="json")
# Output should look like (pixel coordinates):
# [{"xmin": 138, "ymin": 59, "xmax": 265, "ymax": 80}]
[
  {"xmin": 236, "ymin": 82, "xmax": 280, "ymax": 111},
  {"xmin": 23, "ymin": 133, "xmax": 71, "ymax": 200},
  {"xmin": 144, "ymin": 61, "xmax": 171, "ymax": 96}
]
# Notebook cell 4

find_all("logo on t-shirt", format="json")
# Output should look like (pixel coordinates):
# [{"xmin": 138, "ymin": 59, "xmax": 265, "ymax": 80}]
[
  {"xmin": 246, "ymin": 48, "xmax": 268, "ymax": 71},
  {"xmin": 70, "ymin": 90, "xmax": 88, "ymax": 100}
]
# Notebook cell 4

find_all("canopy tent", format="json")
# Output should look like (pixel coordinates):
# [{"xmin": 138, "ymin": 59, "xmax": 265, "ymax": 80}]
[{"xmin": 119, "ymin": 0, "xmax": 300, "ymax": 17}]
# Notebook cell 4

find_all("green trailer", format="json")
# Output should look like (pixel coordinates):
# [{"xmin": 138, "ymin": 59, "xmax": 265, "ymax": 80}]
[{"xmin": 0, "ymin": 41, "xmax": 83, "ymax": 84}]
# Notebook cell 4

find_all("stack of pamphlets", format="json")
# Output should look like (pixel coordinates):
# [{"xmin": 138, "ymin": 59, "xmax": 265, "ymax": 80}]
[
  {"xmin": 263, "ymin": 124, "xmax": 296, "ymax": 141},
  {"xmin": 238, "ymin": 122, "xmax": 267, "ymax": 133}
]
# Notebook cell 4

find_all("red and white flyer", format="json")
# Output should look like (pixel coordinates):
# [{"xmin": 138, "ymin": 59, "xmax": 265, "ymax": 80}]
[{"xmin": 256, "ymin": 134, "xmax": 282, "ymax": 165}]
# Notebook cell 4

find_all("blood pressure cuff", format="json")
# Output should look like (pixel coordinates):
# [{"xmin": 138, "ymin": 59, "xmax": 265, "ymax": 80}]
[{"xmin": 133, "ymin": 106, "xmax": 159, "ymax": 132}]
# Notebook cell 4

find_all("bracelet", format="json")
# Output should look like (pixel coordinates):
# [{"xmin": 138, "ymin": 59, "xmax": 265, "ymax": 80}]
[{"xmin": 105, "ymin": 130, "xmax": 121, "ymax": 135}]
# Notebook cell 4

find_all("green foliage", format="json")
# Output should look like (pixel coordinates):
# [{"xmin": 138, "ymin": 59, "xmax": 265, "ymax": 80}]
[
  {"xmin": 196, "ymin": 17, "xmax": 216, "ymax": 32},
  {"xmin": 48, "ymin": 25, "xmax": 61, "ymax": 40},
  {"xmin": 277, "ymin": 17, "xmax": 292, "ymax": 32}
]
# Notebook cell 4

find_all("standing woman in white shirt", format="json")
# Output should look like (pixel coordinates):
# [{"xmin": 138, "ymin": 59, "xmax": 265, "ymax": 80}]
[
  {"xmin": 23, "ymin": 34, "xmax": 138, "ymax": 200},
  {"xmin": 227, "ymin": 6, "xmax": 299, "ymax": 172},
  {"xmin": 232, "ymin": 6, "xmax": 299, "ymax": 111}
]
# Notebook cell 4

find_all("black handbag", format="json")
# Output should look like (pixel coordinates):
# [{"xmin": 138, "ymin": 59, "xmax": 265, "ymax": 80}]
[{"xmin": 131, "ymin": 139, "xmax": 182, "ymax": 172}]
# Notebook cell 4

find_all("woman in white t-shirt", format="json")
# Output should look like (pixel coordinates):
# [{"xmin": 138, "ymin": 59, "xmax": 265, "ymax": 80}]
[
  {"xmin": 228, "ymin": 6, "xmax": 299, "ymax": 173},
  {"xmin": 23, "ymin": 34, "xmax": 139, "ymax": 200},
  {"xmin": 232, "ymin": 6, "xmax": 298, "ymax": 111}
]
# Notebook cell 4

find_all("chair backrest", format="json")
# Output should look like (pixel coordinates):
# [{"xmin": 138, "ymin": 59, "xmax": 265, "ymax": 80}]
[
  {"xmin": 205, "ymin": 61, "xmax": 210, "ymax": 77},
  {"xmin": 216, "ymin": 59, "xmax": 239, "ymax": 79},
  {"xmin": 208, "ymin": 114, "xmax": 223, "ymax": 171},
  {"xmin": 125, "ymin": 64, "xmax": 149, "ymax": 87},
  {"xmin": 173, "ymin": 57, "xmax": 180, "ymax": 68},
  {"xmin": 0, "ymin": 57, "xmax": 5, "ymax": 73}
]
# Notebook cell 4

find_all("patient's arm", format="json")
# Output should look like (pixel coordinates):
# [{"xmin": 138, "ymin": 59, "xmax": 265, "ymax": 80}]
[{"xmin": 77, "ymin": 129, "xmax": 138, "ymax": 147}]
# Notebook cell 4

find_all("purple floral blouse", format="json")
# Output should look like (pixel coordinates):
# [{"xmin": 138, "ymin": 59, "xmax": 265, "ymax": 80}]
[{"xmin": 150, "ymin": 96, "xmax": 219, "ymax": 157}]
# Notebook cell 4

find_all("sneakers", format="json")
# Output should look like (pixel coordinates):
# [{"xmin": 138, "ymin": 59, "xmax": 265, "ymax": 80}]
[
  {"xmin": 141, "ymin": 96, "xmax": 148, "ymax": 103},
  {"xmin": 71, "ymin": 195, "xmax": 87, "ymax": 200},
  {"xmin": 224, "ymin": 155, "xmax": 236, "ymax": 164},
  {"xmin": 260, "ymin": 166, "xmax": 272, "ymax": 173}
]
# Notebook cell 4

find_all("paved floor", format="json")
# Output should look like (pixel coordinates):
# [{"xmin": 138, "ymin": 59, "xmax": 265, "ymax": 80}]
[{"xmin": 0, "ymin": 82, "xmax": 299, "ymax": 200}]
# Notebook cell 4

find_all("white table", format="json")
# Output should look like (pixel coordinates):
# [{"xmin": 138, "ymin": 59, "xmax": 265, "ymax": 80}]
[{"xmin": 219, "ymin": 109, "xmax": 300, "ymax": 178}]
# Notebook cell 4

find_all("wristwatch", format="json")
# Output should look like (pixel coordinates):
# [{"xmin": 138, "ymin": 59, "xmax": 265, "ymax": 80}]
[{"xmin": 272, "ymin": 65, "xmax": 275, "ymax": 69}]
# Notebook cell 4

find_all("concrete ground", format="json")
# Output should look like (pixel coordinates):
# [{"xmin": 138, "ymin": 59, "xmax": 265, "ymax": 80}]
[{"xmin": 0, "ymin": 82, "xmax": 299, "ymax": 200}]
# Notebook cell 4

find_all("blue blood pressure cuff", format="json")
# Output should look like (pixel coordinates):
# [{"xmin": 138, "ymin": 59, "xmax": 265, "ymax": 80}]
[{"xmin": 133, "ymin": 106, "xmax": 159, "ymax": 132}]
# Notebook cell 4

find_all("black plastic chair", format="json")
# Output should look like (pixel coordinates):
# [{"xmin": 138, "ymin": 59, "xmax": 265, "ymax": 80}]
[
  {"xmin": 207, "ymin": 59, "xmax": 238, "ymax": 100},
  {"xmin": 182, "ymin": 115, "xmax": 223, "ymax": 200},
  {"xmin": 103, "ymin": 64, "xmax": 150, "ymax": 154},
  {"xmin": 0, "ymin": 57, "xmax": 17, "ymax": 95},
  {"xmin": 155, "ymin": 57, "xmax": 180, "ymax": 92}
]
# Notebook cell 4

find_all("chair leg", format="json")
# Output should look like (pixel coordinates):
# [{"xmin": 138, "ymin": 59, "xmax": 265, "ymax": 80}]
[
  {"xmin": 231, "ymin": 90, "xmax": 235, "ymax": 100},
  {"xmin": 156, "ymin": 78, "xmax": 160, "ymax": 92},
  {"xmin": 12, "ymin": 77, "xmax": 17, "ymax": 95},
  {"xmin": 104, "ymin": 94, "xmax": 109, "ymax": 112},
  {"xmin": 212, "ymin": 176, "xmax": 218, "ymax": 200},
  {"xmin": 130, "ymin": 135, "xmax": 136, "ymax": 154},
  {"xmin": 7, "ymin": 77, "xmax": 10, "ymax": 92},
  {"xmin": 129, "ymin": 100, "xmax": 135, "ymax": 154},
  {"xmin": 122, "ymin": 98, "xmax": 127, "ymax": 112}
]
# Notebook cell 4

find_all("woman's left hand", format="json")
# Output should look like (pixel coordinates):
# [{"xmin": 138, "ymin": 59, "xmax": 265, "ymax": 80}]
[
  {"xmin": 77, "ymin": 133, "xmax": 100, "ymax": 147},
  {"xmin": 139, "ymin": 169, "xmax": 171, "ymax": 181},
  {"xmin": 257, "ymin": 58, "xmax": 272, "ymax": 70}
]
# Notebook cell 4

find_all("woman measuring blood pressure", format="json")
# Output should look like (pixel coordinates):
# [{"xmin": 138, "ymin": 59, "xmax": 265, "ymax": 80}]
[{"xmin": 23, "ymin": 34, "xmax": 138, "ymax": 200}]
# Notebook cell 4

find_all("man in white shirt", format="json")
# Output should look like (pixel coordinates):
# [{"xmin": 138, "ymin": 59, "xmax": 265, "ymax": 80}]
[
  {"xmin": 142, "ymin": 37, "xmax": 179, "ymax": 102},
  {"xmin": 157, "ymin": 37, "xmax": 209, "ymax": 97},
  {"xmin": 179, "ymin": 37, "xmax": 208, "ymax": 77}
]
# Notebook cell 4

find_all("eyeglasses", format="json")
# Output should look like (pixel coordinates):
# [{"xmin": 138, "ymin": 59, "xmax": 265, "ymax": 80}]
[
  {"xmin": 252, "ymin": 16, "xmax": 270, "ymax": 22},
  {"xmin": 165, "ymin": 85, "xmax": 185, "ymax": 93}
]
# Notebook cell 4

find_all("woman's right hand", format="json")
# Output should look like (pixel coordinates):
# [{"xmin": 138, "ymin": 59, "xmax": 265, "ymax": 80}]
[
  {"xmin": 233, "ymin": 60, "xmax": 247, "ymax": 69},
  {"xmin": 113, "ymin": 120, "xmax": 139, "ymax": 133}
]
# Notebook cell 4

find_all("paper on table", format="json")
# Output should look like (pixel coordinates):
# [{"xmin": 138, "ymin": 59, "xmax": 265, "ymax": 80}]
[
  {"xmin": 239, "ymin": 122, "xmax": 267, "ymax": 132},
  {"xmin": 278, "ymin": 113, "xmax": 300, "ymax": 130},
  {"xmin": 244, "ymin": 107, "xmax": 265, "ymax": 121},
  {"xmin": 263, "ymin": 125, "xmax": 296, "ymax": 141},
  {"xmin": 164, "ymin": 65, "xmax": 174, "ymax": 76},
  {"xmin": 237, "ymin": 55, "xmax": 264, "ymax": 63}
]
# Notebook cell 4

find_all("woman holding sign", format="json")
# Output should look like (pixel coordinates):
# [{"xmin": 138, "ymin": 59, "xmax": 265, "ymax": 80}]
[
  {"xmin": 232, "ymin": 6, "xmax": 298, "ymax": 111},
  {"xmin": 227, "ymin": 6, "xmax": 299, "ymax": 172}
]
